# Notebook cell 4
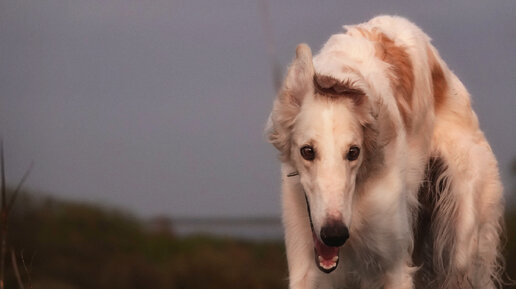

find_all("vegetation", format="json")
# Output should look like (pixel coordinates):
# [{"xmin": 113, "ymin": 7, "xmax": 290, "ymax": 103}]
[
  {"xmin": 5, "ymin": 194, "xmax": 288, "ymax": 289},
  {"xmin": 0, "ymin": 191, "xmax": 513, "ymax": 288}
]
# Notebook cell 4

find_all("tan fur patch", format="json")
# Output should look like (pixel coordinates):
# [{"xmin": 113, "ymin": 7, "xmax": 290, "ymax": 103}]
[
  {"xmin": 313, "ymin": 74, "xmax": 366, "ymax": 105},
  {"xmin": 358, "ymin": 28, "xmax": 415, "ymax": 129},
  {"xmin": 427, "ymin": 46, "xmax": 448, "ymax": 111}
]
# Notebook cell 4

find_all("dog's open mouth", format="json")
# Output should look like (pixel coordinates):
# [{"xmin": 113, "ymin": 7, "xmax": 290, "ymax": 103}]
[
  {"xmin": 312, "ymin": 231, "xmax": 340, "ymax": 273},
  {"xmin": 303, "ymin": 194, "xmax": 341, "ymax": 273}
]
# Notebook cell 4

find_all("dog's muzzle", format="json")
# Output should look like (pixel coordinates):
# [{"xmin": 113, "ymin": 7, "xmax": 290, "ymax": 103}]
[
  {"xmin": 287, "ymin": 171, "xmax": 349, "ymax": 273},
  {"xmin": 305, "ymin": 194, "xmax": 349, "ymax": 273}
]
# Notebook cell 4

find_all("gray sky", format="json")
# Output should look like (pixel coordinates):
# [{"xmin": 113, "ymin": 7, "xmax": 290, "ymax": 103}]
[{"xmin": 1, "ymin": 0, "xmax": 515, "ymax": 218}]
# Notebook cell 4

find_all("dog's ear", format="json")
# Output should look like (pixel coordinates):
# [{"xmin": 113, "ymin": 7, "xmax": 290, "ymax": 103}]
[
  {"xmin": 280, "ymin": 43, "xmax": 314, "ymax": 106},
  {"xmin": 268, "ymin": 43, "xmax": 314, "ymax": 161},
  {"xmin": 358, "ymin": 100, "xmax": 397, "ymax": 182}
]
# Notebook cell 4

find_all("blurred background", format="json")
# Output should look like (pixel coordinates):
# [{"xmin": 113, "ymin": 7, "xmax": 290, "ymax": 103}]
[{"xmin": 0, "ymin": 0, "xmax": 515, "ymax": 288}]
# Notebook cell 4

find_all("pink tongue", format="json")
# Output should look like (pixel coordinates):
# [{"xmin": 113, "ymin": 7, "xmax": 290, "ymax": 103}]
[{"xmin": 312, "ymin": 232, "xmax": 339, "ymax": 261}]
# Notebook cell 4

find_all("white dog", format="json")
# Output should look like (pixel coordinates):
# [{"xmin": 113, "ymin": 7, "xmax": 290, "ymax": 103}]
[{"xmin": 267, "ymin": 15, "xmax": 504, "ymax": 289}]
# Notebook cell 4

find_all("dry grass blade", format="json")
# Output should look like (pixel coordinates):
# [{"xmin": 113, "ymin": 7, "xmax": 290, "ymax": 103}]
[
  {"xmin": 0, "ymin": 142, "xmax": 32, "ymax": 289},
  {"xmin": 11, "ymin": 250, "xmax": 25, "ymax": 289},
  {"xmin": 0, "ymin": 140, "xmax": 6, "ymax": 289},
  {"xmin": 1, "ymin": 140, "xmax": 6, "ymax": 211},
  {"xmin": 20, "ymin": 251, "xmax": 33, "ymax": 289},
  {"xmin": 7, "ymin": 162, "xmax": 33, "ymax": 213}
]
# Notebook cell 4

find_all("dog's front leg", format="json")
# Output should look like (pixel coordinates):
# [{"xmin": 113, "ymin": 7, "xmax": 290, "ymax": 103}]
[
  {"xmin": 382, "ymin": 260, "xmax": 414, "ymax": 289},
  {"xmin": 282, "ymin": 167, "xmax": 319, "ymax": 289},
  {"xmin": 354, "ymin": 176, "xmax": 416, "ymax": 289}
]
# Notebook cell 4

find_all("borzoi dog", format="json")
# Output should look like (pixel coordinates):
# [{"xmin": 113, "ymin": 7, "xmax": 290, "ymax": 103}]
[{"xmin": 267, "ymin": 15, "xmax": 504, "ymax": 289}]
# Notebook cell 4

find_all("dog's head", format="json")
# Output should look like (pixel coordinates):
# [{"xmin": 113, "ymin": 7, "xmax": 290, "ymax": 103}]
[{"xmin": 268, "ymin": 44, "xmax": 395, "ymax": 273}]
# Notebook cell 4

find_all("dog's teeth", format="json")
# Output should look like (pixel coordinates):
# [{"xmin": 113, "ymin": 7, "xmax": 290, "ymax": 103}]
[
  {"xmin": 318, "ymin": 256, "xmax": 323, "ymax": 262},
  {"xmin": 320, "ymin": 262, "xmax": 336, "ymax": 270},
  {"xmin": 332, "ymin": 256, "xmax": 339, "ymax": 262}
]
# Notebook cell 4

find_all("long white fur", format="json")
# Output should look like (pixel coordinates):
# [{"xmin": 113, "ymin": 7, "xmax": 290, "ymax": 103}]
[{"xmin": 267, "ymin": 15, "xmax": 504, "ymax": 289}]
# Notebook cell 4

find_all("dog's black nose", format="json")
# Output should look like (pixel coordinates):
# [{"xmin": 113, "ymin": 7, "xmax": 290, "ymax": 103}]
[{"xmin": 320, "ymin": 221, "xmax": 349, "ymax": 247}]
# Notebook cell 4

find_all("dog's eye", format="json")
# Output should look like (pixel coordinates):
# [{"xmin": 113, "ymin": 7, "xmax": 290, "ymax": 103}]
[
  {"xmin": 300, "ymin": 145, "xmax": 316, "ymax": 161},
  {"xmin": 347, "ymin": 146, "xmax": 360, "ymax": 161}
]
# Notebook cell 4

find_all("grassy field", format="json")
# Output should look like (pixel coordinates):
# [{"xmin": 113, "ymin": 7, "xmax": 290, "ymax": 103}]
[
  {"xmin": 6, "ymin": 194, "xmax": 288, "ymax": 289},
  {"xmin": 3, "ymin": 193, "xmax": 515, "ymax": 289}
]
